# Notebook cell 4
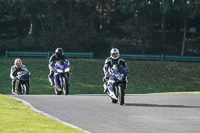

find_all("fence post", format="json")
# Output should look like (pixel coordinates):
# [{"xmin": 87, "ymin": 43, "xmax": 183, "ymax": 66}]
[
  {"xmin": 161, "ymin": 54, "xmax": 164, "ymax": 61},
  {"xmin": 91, "ymin": 52, "xmax": 94, "ymax": 59},
  {"xmin": 5, "ymin": 50, "xmax": 8, "ymax": 57},
  {"xmin": 48, "ymin": 51, "xmax": 50, "ymax": 58}
]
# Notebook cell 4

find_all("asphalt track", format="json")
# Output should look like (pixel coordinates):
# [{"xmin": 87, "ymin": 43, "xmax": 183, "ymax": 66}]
[{"xmin": 8, "ymin": 94, "xmax": 200, "ymax": 133}]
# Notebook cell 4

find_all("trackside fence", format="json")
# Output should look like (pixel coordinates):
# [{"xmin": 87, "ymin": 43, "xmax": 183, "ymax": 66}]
[
  {"xmin": 4, "ymin": 51, "xmax": 200, "ymax": 61},
  {"xmin": 121, "ymin": 54, "xmax": 200, "ymax": 62},
  {"xmin": 5, "ymin": 50, "xmax": 94, "ymax": 59}
]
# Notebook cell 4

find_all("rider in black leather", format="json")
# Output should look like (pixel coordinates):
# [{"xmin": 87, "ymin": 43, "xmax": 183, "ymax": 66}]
[
  {"xmin": 48, "ymin": 48, "xmax": 68, "ymax": 86},
  {"xmin": 103, "ymin": 48, "xmax": 129, "ymax": 92}
]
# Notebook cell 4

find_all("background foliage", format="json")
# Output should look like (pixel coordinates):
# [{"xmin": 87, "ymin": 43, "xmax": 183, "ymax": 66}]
[{"xmin": 0, "ymin": 0, "xmax": 200, "ymax": 58}]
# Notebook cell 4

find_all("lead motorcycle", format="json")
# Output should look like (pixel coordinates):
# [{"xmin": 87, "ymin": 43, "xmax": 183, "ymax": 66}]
[
  {"xmin": 54, "ymin": 60, "xmax": 71, "ymax": 95},
  {"xmin": 106, "ymin": 64, "xmax": 128, "ymax": 105},
  {"xmin": 15, "ymin": 70, "xmax": 30, "ymax": 95}
]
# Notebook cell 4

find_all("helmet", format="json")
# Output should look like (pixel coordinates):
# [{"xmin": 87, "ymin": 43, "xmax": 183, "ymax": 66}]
[
  {"xmin": 110, "ymin": 48, "xmax": 120, "ymax": 59},
  {"xmin": 55, "ymin": 48, "xmax": 63, "ymax": 58},
  {"xmin": 14, "ymin": 58, "xmax": 22, "ymax": 69}
]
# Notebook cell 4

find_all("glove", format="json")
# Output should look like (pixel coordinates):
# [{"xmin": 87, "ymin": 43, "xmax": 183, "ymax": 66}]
[
  {"xmin": 105, "ymin": 72, "xmax": 109, "ymax": 77},
  {"xmin": 29, "ymin": 74, "xmax": 32, "ymax": 79},
  {"xmin": 103, "ymin": 76, "xmax": 109, "ymax": 82},
  {"xmin": 50, "ymin": 67, "xmax": 55, "ymax": 72},
  {"xmin": 12, "ymin": 77, "xmax": 16, "ymax": 81}
]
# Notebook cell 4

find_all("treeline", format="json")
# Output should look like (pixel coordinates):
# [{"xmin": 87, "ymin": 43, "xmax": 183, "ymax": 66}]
[{"xmin": 0, "ymin": 0, "xmax": 200, "ymax": 58}]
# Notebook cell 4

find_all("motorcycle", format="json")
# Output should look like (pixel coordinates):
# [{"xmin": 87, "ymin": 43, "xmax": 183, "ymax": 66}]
[
  {"xmin": 106, "ymin": 64, "xmax": 128, "ymax": 105},
  {"xmin": 54, "ymin": 60, "xmax": 71, "ymax": 95},
  {"xmin": 15, "ymin": 70, "xmax": 30, "ymax": 95}
]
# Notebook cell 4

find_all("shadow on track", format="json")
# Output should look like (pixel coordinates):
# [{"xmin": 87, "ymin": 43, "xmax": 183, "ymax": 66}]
[{"xmin": 125, "ymin": 103, "xmax": 200, "ymax": 109}]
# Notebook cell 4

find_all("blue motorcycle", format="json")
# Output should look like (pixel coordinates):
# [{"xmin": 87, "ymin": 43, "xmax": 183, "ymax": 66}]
[
  {"xmin": 54, "ymin": 60, "xmax": 71, "ymax": 95},
  {"xmin": 107, "ymin": 64, "xmax": 128, "ymax": 105}
]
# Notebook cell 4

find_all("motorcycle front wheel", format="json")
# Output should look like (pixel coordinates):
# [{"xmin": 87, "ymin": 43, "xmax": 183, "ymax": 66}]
[
  {"xmin": 15, "ymin": 80, "xmax": 21, "ymax": 95},
  {"xmin": 118, "ymin": 84, "xmax": 125, "ymax": 105},
  {"xmin": 21, "ymin": 82, "xmax": 29, "ymax": 95},
  {"xmin": 63, "ymin": 77, "xmax": 69, "ymax": 95}
]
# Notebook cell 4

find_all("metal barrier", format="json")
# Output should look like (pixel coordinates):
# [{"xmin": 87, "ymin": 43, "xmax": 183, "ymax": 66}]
[
  {"xmin": 121, "ymin": 54, "xmax": 200, "ymax": 62},
  {"xmin": 5, "ymin": 51, "xmax": 200, "ymax": 61},
  {"xmin": 5, "ymin": 50, "xmax": 94, "ymax": 59}
]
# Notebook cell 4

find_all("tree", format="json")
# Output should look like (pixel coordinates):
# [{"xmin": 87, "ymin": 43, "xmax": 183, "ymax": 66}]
[
  {"xmin": 176, "ymin": 0, "xmax": 200, "ymax": 55},
  {"xmin": 160, "ymin": 0, "xmax": 172, "ymax": 50}
]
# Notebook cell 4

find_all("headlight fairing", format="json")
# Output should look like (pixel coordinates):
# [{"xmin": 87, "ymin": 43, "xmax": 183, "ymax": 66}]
[
  {"xmin": 116, "ymin": 74, "xmax": 123, "ymax": 80},
  {"xmin": 65, "ymin": 67, "xmax": 70, "ymax": 72},
  {"xmin": 57, "ymin": 69, "xmax": 63, "ymax": 73}
]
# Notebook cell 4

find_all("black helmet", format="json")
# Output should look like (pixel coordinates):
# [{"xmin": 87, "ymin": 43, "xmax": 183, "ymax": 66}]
[{"xmin": 55, "ymin": 48, "xmax": 63, "ymax": 58}]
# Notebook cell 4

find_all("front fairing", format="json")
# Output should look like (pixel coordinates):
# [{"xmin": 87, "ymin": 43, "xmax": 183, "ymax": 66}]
[
  {"xmin": 16, "ymin": 71, "xmax": 30, "ymax": 82},
  {"xmin": 108, "ymin": 66, "xmax": 127, "ymax": 92},
  {"xmin": 106, "ymin": 79, "xmax": 117, "ymax": 100},
  {"xmin": 54, "ymin": 60, "xmax": 70, "ymax": 89},
  {"xmin": 109, "ymin": 68, "xmax": 126, "ymax": 81},
  {"xmin": 107, "ymin": 65, "xmax": 127, "ymax": 100},
  {"xmin": 107, "ymin": 80, "xmax": 115, "ymax": 91},
  {"xmin": 110, "ymin": 73, "xmax": 125, "ymax": 81},
  {"xmin": 54, "ymin": 61, "xmax": 70, "ymax": 76}
]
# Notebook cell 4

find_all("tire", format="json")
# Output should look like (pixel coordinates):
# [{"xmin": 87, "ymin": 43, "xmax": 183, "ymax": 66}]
[
  {"xmin": 54, "ymin": 76, "xmax": 62, "ymax": 95},
  {"xmin": 63, "ymin": 77, "xmax": 69, "ymax": 95},
  {"xmin": 22, "ymin": 83, "xmax": 29, "ymax": 95},
  {"xmin": 118, "ymin": 84, "xmax": 125, "ymax": 105},
  {"xmin": 55, "ymin": 89, "xmax": 62, "ymax": 95},
  {"xmin": 15, "ymin": 80, "xmax": 21, "ymax": 95},
  {"xmin": 110, "ymin": 97, "xmax": 118, "ymax": 103}
]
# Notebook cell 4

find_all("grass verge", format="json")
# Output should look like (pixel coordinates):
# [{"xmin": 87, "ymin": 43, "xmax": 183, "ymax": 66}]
[
  {"xmin": 151, "ymin": 91, "xmax": 200, "ymax": 94},
  {"xmin": 0, "ymin": 94, "xmax": 85, "ymax": 133}
]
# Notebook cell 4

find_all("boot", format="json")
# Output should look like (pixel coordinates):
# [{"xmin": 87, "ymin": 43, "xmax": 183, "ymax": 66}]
[
  {"xmin": 103, "ymin": 83, "xmax": 108, "ymax": 92},
  {"xmin": 11, "ymin": 86, "xmax": 17, "ymax": 95},
  {"xmin": 54, "ymin": 85, "xmax": 62, "ymax": 91},
  {"xmin": 49, "ymin": 78, "xmax": 54, "ymax": 86}
]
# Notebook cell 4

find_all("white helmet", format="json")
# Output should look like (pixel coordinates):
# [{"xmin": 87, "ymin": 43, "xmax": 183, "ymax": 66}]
[
  {"xmin": 14, "ymin": 58, "xmax": 22, "ymax": 69},
  {"xmin": 110, "ymin": 48, "xmax": 120, "ymax": 59}
]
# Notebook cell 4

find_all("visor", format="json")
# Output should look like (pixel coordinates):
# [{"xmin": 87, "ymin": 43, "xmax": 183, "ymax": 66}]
[
  {"xmin": 16, "ymin": 63, "xmax": 22, "ymax": 68},
  {"xmin": 56, "ymin": 53, "xmax": 62, "ymax": 58},
  {"xmin": 112, "ymin": 53, "xmax": 119, "ymax": 59}
]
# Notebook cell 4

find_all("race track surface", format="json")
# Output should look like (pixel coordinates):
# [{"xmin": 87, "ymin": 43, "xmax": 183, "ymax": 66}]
[{"xmin": 9, "ymin": 94, "xmax": 200, "ymax": 133}]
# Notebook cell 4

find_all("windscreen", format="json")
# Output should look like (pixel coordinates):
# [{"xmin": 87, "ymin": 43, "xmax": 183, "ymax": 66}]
[{"xmin": 111, "ymin": 64, "xmax": 123, "ymax": 74}]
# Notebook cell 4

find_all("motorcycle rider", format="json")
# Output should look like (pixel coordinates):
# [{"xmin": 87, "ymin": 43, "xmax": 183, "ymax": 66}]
[
  {"xmin": 10, "ymin": 58, "xmax": 31, "ymax": 94},
  {"xmin": 103, "ymin": 48, "xmax": 129, "ymax": 92},
  {"xmin": 48, "ymin": 48, "xmax": 69, "ymax": 86}
]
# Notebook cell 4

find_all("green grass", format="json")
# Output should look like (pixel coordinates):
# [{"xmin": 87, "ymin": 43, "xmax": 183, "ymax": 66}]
[
  {"xmin": 152, "ymin": 91, "xmax": 200, "ymax": 94},
  {"xmin": 0, "ymin": 94, "xmax": 85, "ymax": 133},
  {"xmin": 0, "ymin": 57, "xmax": 200, "ymax": 94}
]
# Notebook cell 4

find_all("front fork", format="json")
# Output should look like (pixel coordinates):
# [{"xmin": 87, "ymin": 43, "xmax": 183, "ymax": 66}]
[
  {"xmin": 125, "ymin": 76, "xmax": 128, "ymax": 90},
  {"xmin": 60, "ymin": 73, "xmax": 70, "ymax": 88}
]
